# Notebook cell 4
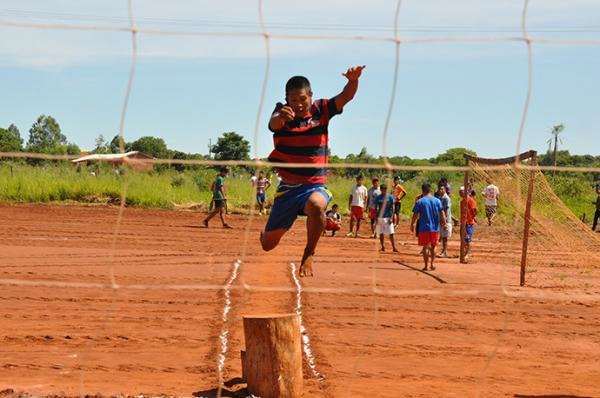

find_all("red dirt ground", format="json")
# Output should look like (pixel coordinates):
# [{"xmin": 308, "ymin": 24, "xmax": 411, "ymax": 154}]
[{"xmin": 1, "ymin": 204, "xmax": 599, "ymax": 397}]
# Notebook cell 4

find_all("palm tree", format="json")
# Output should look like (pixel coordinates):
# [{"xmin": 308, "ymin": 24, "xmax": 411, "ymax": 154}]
[{"xmin": 547, "ymin": 124, "xmax": 565, "ymax": 176}]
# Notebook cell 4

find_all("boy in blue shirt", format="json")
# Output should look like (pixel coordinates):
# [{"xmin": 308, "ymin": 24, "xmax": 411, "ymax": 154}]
[
  {"xmin": 411, "ymin": 183, "xmax": 447, "ymax": 271},
  {"xmin": 375, "ymin": 184, "xmax": 398, "ymax": 252}
]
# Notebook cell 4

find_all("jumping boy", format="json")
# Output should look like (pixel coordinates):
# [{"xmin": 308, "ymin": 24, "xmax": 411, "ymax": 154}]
[
  {"xmin": 482, "ymin": 177, "xmax": 500, "ymax": 226},
  {"xmin": 375, "ymin": 184, "xmax": 398, "ymax": 252},
  {"xmin": 260, "ymin": 65, "xmax": 366, "ymax": 277},
  {"xmin": 347, "ymin": 175, "xmax": 368, "ymax": 238},
  {"xmin": 411, "ymin": 183, "xmax": 447, "ymax": 271},
  {"xmin": 203, "ymin": 167, "xmax": 232, "ymax": 229},
  {"xmin": 254, "ymin": 170, "xmax": 271, "ymax": 215},
  {"xmin": 460, "ymin": 186, "xmax": 478, "ymax": 262},
  {"xmin": 392, "ymin": 176, "xmax": 407, "ymax": 227},
  {"xmin": 366, "ymin": 178, "xmax": 381, "ymax": 238}
]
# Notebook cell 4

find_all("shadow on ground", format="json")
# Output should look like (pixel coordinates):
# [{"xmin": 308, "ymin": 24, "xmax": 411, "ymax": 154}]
[{"xmin": 193, "ymin": 377, "xmax": 248, "ymax": 398}]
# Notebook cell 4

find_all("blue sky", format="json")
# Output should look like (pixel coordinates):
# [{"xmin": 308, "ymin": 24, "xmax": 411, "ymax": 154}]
[{"xmin": 1, "ymin": 0, "xmax": 599, "ymax": 159}]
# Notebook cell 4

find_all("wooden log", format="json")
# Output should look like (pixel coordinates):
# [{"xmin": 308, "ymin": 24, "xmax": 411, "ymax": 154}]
[
  {"xmin": 240, "ymin": 350, "xmax": 247, "ymax": 382},
  {"xmin": 243, "ymin": 313, "xmax": 303, "ymax": 398}
]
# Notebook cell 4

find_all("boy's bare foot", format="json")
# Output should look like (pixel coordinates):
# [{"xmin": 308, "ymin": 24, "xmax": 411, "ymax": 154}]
[
  {"xmin": 203, "ymin": 220, "xmax": 208, "ymax": 228},
  {"xmin": 392, "ymin": 248, "xmax": 399, "ymax": 253},
  {"xmin": 430, "ymin": 265, "xmax": 436, "ymax": 271},
  {"xmin": 223, "ymin": 223, "xmax": 233, "ymax": 229},
  {"xmin": 299, "ymin": 255, "xmax": 314, "ymax": 277},
  {"xmin": 380, "ymin": 247, "xmax": 385, "ymax": 252},
  {"xmin": 422, "ymin": 266, "xmax": 428, "ymax": 271}
]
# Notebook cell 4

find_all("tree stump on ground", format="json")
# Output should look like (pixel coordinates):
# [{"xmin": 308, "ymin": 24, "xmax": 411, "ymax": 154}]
[{"xmin": 243, "ymin": 313, "xmax": 303, "ymax": 398}]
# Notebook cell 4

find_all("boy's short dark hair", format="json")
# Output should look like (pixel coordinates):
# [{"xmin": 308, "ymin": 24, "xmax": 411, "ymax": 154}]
[
  {"xmin": 332, "ymin": 203, "xmax": 339, "ymax": 209},
  {"xmin": 286, "ymin": 76, "xmax": 311, "ymax": 93},
  {"xmin": 380, "ymin": 184, "xmax": 388, "ymax": 190},
  {"xmin": 394, "ymin": 176, "xmax": 400, "ymax": 182},
  {"xmin": 422, "ymin": 183, "xmax": 431, "ymax": 194},
  {"xmin": 356, "ymin": 174, "xmax": 364, "ymax": 180},
  {"xmin": 219, "ymin": 167, "xmax": 229, "ymax": 173},
  {"xmin": 372, "ymin": 177, "xmax": 379, "ymax": 182}
]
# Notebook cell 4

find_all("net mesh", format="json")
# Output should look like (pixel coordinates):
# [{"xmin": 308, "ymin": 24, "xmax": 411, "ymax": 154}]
[{"xmin": 1, "ymin": 0, "xmax": 600, "ymax": 397}]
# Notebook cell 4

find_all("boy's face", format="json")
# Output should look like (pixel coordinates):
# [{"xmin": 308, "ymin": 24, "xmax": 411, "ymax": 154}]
[
  {"xmin": 357, "ymin": 178, "xmax": 363, "ymax": 186},
  {"xmin": 373, "ymin": 180, "xmax": 379, "ymax": 188},
  {"xmin": 286, "ymin": 88, "xmax": 312, "ymax": 118},
  {"xmin": 381, "ymin": 187, "xmax": 387, "ymax": 195}
]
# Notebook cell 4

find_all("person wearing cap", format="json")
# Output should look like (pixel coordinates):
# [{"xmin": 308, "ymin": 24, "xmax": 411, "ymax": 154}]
[
  {"xmin": 366, "ymin": 177, "xmax": 382, "ymax": 238},
  {"xmin": 203, "ymin": 167, "xmax": 233, "ymax": 229},
  {"xmin": 460, "ymin": 185, "xmax": 478, "ymax": 261},
  {"xmin": 392, "ymin": 176, "xmax": 407, "ymax": 227}
]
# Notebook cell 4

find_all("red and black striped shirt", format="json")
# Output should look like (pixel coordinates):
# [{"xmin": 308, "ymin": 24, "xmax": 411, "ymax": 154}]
[{"xmin": 268, "ymin": 98, "xmax": 342, "ymax": 184}]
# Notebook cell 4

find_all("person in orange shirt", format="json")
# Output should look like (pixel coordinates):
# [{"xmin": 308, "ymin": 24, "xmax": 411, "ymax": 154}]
[
  {"xmin": 392, "ymin": 176, "xmax": 407, "ymax": 227},
  {"xmin": 460, "ymin": 186, "xmax": 478, "ymax": 262}
]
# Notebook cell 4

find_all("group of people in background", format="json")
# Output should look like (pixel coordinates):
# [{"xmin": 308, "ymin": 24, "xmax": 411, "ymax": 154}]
[
  {"xmin": 202, "ymin": 166, "xmax": 506, "ymax": 270},
  {"xmin": 326, "ymin": 174, "xmax": 500, "ymax": 270}
]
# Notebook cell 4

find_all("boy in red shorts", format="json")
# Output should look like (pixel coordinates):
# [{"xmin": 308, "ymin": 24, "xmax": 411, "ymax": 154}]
[
  {"xmin": 260, "ymin": 65, "xmax": 366, "ymax": 277},
  {"xmin": 347, "ymin": 175, "xmax": 368, "ymax": 238},
  {"xmin": 324, "ymin": 204, "xmax": 342, "ymax": 236},
  {"xmin": 411, "ymin": 183, "xmax": 447, "ymax": 271}
]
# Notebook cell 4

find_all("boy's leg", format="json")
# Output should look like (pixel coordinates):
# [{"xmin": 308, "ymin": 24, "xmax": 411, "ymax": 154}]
[
  {"xmin": 299, "ymin": 191, "xmax": 328, "ymax": 277},
  {"xmin": 348, "ymin": 216, "xmax": 355, "ymax": 235},
  {"xmin": 441, "ymin": 237, "xmax": 448, "ymax": 256},
  {"xmin": 390, "ymin": 234, "xmax": 398, "ymax": 252},
  {"xmin": 429, "ymin": 245, "xmax": 436, "ymax": 270},
  {"xmin": 355, "ymin": 218, "xmax": 361, "ymax": 236},
  {"xmin": 379, "ymin": 233, "xmax": 385, "ymax": 251},
  {"xmin": 261, "ymin": 228, "xmax": 288, "ymax": 251},
  {"xmin": 204, "ymin": 206, "xmax": 220, "ymax": 224},
  {"xmin": 422, "ymin": 244, "xmax": 430, "ymax": 270},
  {"xmin": 593, "ymin": 209, "xmax": 599, "ymax": 230}
]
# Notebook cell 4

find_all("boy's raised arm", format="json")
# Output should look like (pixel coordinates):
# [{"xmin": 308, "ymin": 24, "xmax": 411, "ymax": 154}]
[{"xmin": 333, "ymin": 65, "xmax": 366, "ymax": 112}]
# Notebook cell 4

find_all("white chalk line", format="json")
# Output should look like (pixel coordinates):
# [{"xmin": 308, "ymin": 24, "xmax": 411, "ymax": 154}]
[
  {"xmin": 290, "ymin": 262, "xmax": 325, "ymax": 384},
  {"xmin": 216, "ymin": 259, "xmax": 241, "ymax": 386}
]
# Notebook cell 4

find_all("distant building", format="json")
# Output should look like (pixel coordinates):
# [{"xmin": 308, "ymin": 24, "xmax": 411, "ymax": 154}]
[{"xmin": 71, "ymin": 151, "xmax": 154, "ymax": 171}]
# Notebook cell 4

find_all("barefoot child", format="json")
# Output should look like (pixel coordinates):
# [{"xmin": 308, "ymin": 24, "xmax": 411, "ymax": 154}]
[
  {"xmin": 367, "ymin": 178, "xmax": 381, "ymax": 238},
  {"xmin": 411, "ymin": 183, "xmax": 447, "ymax": 271},
  {"xmin": 347, "ymin": 175, "xmax": 368, "ymax": 238},
  {"xmin": 438, "ymin": 185, "xmax": 452, "ymax": 257},
  {"xmin": 392, "ymin": 176, "xmax": 407, "ymax": 227},
  {"xmin": 254, "ymin": 170, "xmax": 271, "ymax": 215},
  {"xmin": 260, "ymin": 66, "xmax": 366, "ymax": 277},
  {"xmin": 482, "ymin": 177, "xmax": 500, "ymax": 226},
  {"xmin": 375, "ymin": 184, "xmax": 398, "ymax": 252},
  {"xmin": 203, "ymin": 167, "xmax": 232, "ymax": 229},
  {"xmin": 324, "ymin": 204, "xmax": 342, "ymax": 236},
  {"xmin": 460, "ymin": 186, "xmax": 478, "ymax": 262}
]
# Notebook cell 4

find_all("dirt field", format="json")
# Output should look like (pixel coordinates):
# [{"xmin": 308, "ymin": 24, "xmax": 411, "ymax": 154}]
[{"xmin": 1, "ymin": 204, "xmax": 599, "ymax": 397}]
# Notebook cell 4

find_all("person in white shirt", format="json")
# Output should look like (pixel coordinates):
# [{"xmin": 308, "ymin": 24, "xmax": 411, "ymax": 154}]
[
  {"xmin": 482, "ymin": 177, "xmax": 500, "ymax": 226},
  {"xmin": 347, "ymin": 175, "xmax": 368, "ymax": 237}
]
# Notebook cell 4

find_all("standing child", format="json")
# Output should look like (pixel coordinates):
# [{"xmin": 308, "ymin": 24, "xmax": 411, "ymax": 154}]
[
  {"xmin": 482, "ymin": 177, "xmax": 500, "ymax": 226},
  {"xmin": 260, "ymin": 66, "xmax": 366, "ymax": 277},
  {"xmin": 203, "ymin": 167, "xmax": 232, "ymax": 229},
  {"xmin": 366, "ymin": 178, "xmax": 381, "ymax": 238},
  {"xmin": 375, "ymin": 184, "xmax": 398, "ymax": 252},
  {"xmin": 324, "ymin": 204, "xmax": 342, "ymax": 236},
  {"xmin": 254, "ymin": 170, "xmax": 271, "ymax": 215},
  {"xmin": 411, "ymin": 183, "xmax": 447, "ymax": 271},
  {"xmin": 347, "ymin": 175, "xmax": 368, "ymax": 238},
  {"xmin": 593, "ymin": 184, "xmax": 600, "ymax": 231},
  {"xmin": 437, "ymin": 185, "xmax": 452, "ymax": 257},
  {"xmin": 460, "ymin": 186, "xmax": 478, "ymax": 262},
  {"xmin": 392, "ymin": 176, "xmax": 407, "ymax": 227}
]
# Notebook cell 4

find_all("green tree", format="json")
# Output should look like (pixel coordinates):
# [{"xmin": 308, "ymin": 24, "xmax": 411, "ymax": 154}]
[
  {"xmin": 0, "ymin": 124, "xmax": 23, "ymax": 152},
  {"xmin": 27, "ymin": 115, "xmax": 67, "ymax": 153},
  {"xmin": 108, "ymin": 134, "xmax": 129, "ymax": 153},
  {"xmin": 433, "ymin": 147, "xmax": 477, "ymax": 166},
  {"xmin": 66, "ymin": 143, "xmax": 81, "ymax": 155},
  {"xmin": 92, "ymin": 134, "xmax": 109, "ymax": 154},
  {"xmin": 130, "ymin": 136, "xmax": 168, "ymax": 158},
  {"xmin": 212, "ymin": 131, "xmax": 250, "ymax": 161}
]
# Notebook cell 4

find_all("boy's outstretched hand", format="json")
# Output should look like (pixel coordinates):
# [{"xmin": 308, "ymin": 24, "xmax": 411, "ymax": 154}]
[{"xmin": 342, "ymin": 65, "xmax": 366, "ymax": 81}]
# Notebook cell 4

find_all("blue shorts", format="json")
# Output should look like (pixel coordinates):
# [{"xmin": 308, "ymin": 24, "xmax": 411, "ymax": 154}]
[
  {"xmin": 256, "ymin": 193, "xmax": 266, "ymax": 203},
  {"xmin": 465, "ymin": 223, "xmax": 475, "ymax": 243},
  {"xmin": 265, "ymin": 183, "xmax": 333, "ymax": 232}
]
